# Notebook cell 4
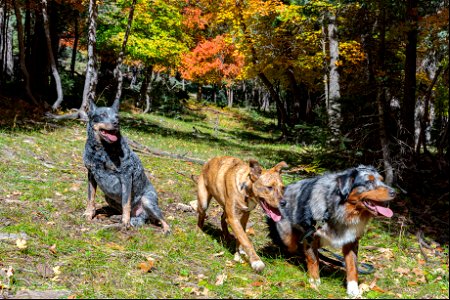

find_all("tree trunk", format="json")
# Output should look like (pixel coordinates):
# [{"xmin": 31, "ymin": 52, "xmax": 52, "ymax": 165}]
[
  {"xmin": 196, "ymin": 85, "xmax": 202, "ymax": 101},
  {"xmin": 139, "ymin": 65, "xmax": 153, "ymax": 113},
  {"xmin": 416, "ymin": 65, "xmax": 444, "ymax": 155},
  {"xmin": 0, "ymin": 6, "xmax": 13, "ymax": 82},
  {"xmin": 12, "ymin": 0, "xmax": 39, "ymax": 106},
  {"xmin": 321, "ymin": 13, "xmax": 329, "ymax": 118},
  {"xmin": 226, "ymin": 86, "xmax": 233, "ymax": 108},
  {"xmin": 327, "ymin": 11, "xmax": 342, "ymax": 140},
  {"xmin": 41, "ymin": 0, "xmax": 64, "ymax": 110},
  {"xmin": 113, "ymin": 0, "xmax": 137, "ymax": 103},
  {"xmin": 70, "ymin": 13, "xmax": 79, "ymax": 77},
  {"xmin": 25, "ymin": 0, "xmax": 31, "ymax": 61},
  {"xmin": 258, "ymin": 72, "xmax": 288, "ymax": 137},
  {"xmin": 81, "ymin": 0, "xmax": 98, "ymax": 117},
  {"xmin": 401, "ymin": 0, "xmax": 418, "ymax": 151}
]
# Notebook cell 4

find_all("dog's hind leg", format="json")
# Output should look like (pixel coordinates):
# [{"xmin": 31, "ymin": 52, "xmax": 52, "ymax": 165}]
[
  {"xmin": 84, "ymin": 171, "xmax": 97, "ymax": 221},
  {"xmin": 197, "ymin": 174, "xmax": 212, "ymax": 229},
  {"xmin": 304, "ymin": 237, "xmax": 321, "ymax": 288},
  {"xmin": 137, "ymin": 192, "xmax": 171, "ymax": 234},
  {"xmin": 220, "ymin": 211, "xmax": 232, "ymax": 241}
]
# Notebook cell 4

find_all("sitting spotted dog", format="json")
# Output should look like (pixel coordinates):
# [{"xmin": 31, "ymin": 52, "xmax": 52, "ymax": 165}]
[{"xmin": 83, "ymin": 99, "xmax": 170, "ymax": 234}]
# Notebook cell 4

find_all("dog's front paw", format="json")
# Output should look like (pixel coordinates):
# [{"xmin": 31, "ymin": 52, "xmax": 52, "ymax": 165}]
[
  {"xmin": 308, "ymin": 277, "xmax": 321, "ymax": 289},
  {"xmin": 250, "ymin": 260, "xmax": 265, "ymax": 272},
  {"xmin": 346, "ymin": 281, "xmax": 361, "ymax": 298},
  {"xmin": 83, "ymin": 208, "xmax": 96, "ymax": 221}
]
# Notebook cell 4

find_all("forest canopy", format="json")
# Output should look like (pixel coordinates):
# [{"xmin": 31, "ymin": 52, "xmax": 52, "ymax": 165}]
[{"xmin": 0, "ymin": 0, "xmax": 448, "ymax": 193}]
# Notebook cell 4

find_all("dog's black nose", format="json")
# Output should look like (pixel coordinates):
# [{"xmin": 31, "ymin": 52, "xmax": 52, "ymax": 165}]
[
  {"xmin": 389, "ymin": 189, "xmax": 396, "ymax": 198},
  {"xmin": 279, "ymin": 199, "xmax": 287, "ymax": 207}
]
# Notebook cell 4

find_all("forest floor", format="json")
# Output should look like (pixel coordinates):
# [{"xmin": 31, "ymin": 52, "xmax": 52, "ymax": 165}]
[{"xmin": 0, "ymin": 99, "xmax": 448, "ymax": 299}]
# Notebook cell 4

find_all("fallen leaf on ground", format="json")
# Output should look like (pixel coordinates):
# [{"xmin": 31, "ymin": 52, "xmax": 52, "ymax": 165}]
[
  {"xmin": 394, "ymin": 267, "xmax": 410, "ymax": 276},
  {"xmin": 36, "ymin": 264, "xmax": 54, "ymax": 278},
  {"xmin": 215, "ymin": 273, "xmax": 227, "ymax": 285},
  {"xmin": 371, "ymin": 285, "xmax": 386, "ymax": 293},
  {"xmin": 105, "ymin": 242, "xmax": 125, "ymax": 251},
  {"xmin": 16, "ymin": 238, "xmax": 27, "ymax": 249},
  {"xmin": 138, "ymin": 257, "xmax": 155, "ymax": 273},
  {"xmin": 213, "ymin": 251, "xmax": 225, "ymax": 257},
  {"xmin": 250, "ymin": 281, "xmax": 263, "ymax": 287},
  {"xmin": 49, "ymin": 244, "xmax": 57, "ymax": 254}
]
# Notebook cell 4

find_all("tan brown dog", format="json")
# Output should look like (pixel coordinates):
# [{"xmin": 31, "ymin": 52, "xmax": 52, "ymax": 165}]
[{"xmin": 197, "ymin": 156, "xmax": 288, "ymax": 272}]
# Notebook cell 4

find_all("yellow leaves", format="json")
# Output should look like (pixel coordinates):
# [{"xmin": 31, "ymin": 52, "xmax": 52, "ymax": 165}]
[{"xmin": 338, "ymin": 41, "xmax": 366, "ymax": 67}]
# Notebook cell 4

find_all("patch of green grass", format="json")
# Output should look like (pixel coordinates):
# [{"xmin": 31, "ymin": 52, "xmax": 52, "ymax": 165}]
[{"xmin": 0, "ymin": 102, "xmax": 448, "ymax": 299}]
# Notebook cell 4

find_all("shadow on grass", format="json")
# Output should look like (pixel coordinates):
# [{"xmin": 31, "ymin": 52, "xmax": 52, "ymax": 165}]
[{"xmin": 201, "ymin": 223, "xmax": 237, "ymax": 255}]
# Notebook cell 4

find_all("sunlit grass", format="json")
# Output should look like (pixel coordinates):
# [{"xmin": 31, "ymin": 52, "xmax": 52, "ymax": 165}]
[{"xmin": 0, "ymin": 102, "xmax": 447, "ymax": 299}]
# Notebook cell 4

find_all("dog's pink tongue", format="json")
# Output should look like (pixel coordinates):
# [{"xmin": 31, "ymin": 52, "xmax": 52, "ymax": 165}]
[
  {"xmin": 367, "ymin": 202, "xmax": 393, "ymax": 218},
  {"xmin": 103, "ymin": 131, "xmax": 118, "ymax": 142},
  {"xmin": 375, "ymin": 205, "xmax": 393, "ymax": 218},
  {"xmin": 260, "ymin": 201, "xmax": 282, "ymax": 222}
]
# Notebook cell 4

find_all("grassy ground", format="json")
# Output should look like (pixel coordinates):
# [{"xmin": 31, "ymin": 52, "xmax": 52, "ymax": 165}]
[{"xmin": 0, "ymin": 101, "xmax": 448, "ymax": 299}]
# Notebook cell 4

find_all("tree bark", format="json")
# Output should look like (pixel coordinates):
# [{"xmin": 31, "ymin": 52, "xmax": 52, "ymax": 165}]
[
  {"xmin": 41, "ymin": 0, "xmax": 64, "ymax": 110},
  {"xmin": 327, "ymin": 11, "xmax": 342, "ymax": 140},
  {"xmin": 401, "ymin": 0, "xmax": 418, "ymax": 151},
  {"xmin": 113, "ymin": 0, "xmax": 137, "ymax": 103},
  {"xmin": 70, "ymin": 12, "xmax": 79, "ymax": 77},
  {"xmin": 12, "ymin": 0, "xmax": 39, "ymax": 106},
  {"xmin": 81, "ymin": 0, "xmax": 99, "ymax": 117},
  {"xmin": 416, "ymin": 65, "xmax": 444, "ymax": 155},
  {"xmin": 321, "ymin": 13, "xmax": 329, "ymax": 119},
  {"xmin": 139, "ymin": 65, "xmax": 153, "ymax": 113}
]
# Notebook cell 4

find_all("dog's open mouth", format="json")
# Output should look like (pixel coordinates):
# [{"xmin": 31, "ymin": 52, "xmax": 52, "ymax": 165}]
[
  {"xmin": 100, "ymin": 129, "xmax": 119, "ymax": 142},
  {"xmin": 260, "ymin": 200, "xmax": 282, "ymax": 222},
  {"xmin": 363, "ymin": 200, "xmax": 393, "ymax": 218}
]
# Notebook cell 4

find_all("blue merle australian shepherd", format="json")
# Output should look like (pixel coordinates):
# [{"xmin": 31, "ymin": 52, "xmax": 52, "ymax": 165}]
[{"xmin": 267, "ymin": 165, "xmax": 396, "ymax": 297}]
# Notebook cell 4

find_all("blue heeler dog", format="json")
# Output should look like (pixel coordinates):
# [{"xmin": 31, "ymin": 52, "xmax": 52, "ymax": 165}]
[{"xmin": 83, "ymin": 99, "xmax": 170, "ymax": 233}]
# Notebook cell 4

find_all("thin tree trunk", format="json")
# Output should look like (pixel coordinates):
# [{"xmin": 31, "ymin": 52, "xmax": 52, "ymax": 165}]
[
  {"xmin": 113, "ymin": 0, "xmax": 137, "ymax": 103},
  {"xmin": 41, "ymin": 0, "xmax": 63, "ymax": 110},
  {"xmin": 81, "ymin": 0, "xmax": 98, "ymax": 116},
  {"xmin": 226, "ymin": 86, "xmax": 233, "ymax": 108},
  {"xmin": 327, "ymin": 11, "xmax": 341, "ymax": 140},
  {"xmin": 377, "ymin": 88, "xmax": 394, "ymax": 185},
  {"xmin": 25, "ymin": 0, "xmax": 31, "ymax": 60},
  {"xmin": 416, "ymin": 65, "xmax": 445, "ymax": 155},
  {"xmin": 70, "ymin": 13, "xmax": 79, "ymax": 77},
  {"xmin": 140, "ymin": 65, "xmax": 153, "ymax": 113},
  {"xmin": 401, "ymin": 0, "xmax": 418, "ymax": 151},
  {"xmin": 12, "ymin": 0, "xmax": 39, "ymax": 106},
  {"xmin": 321, "ymin": 13, "xmax": 329, "ymax": 115}
]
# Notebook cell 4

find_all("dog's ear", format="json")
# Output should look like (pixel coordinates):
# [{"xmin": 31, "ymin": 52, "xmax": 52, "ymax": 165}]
[
  {"xmin": 337, "ymin": 169, "xmax": 357, "ymax": 202},
  {"xmin": 111, "ymin": 98, "xmax": 120, "ymax": 112},
  {"xmin": 248, "ymin": 159, "xmax": 262, "ymax": 181},
  {"xmin": 271, "ymin": 161, "xmax": 288, "ymax": 173}
]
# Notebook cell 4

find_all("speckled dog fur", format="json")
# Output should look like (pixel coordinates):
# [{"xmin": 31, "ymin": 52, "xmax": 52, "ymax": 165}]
[
  {"xmin": 268, "ymin": 165, "xmax": 396, "ymax": 297},
  {"xmin": 83, "ymin": 100, "xmax": 170, "ymax": 233}
]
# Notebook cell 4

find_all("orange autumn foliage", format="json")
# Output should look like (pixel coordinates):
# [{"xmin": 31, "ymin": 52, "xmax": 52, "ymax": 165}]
[{"xmin": 180, "ymin": 35, "xmax": 244, "ymax": 85}]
